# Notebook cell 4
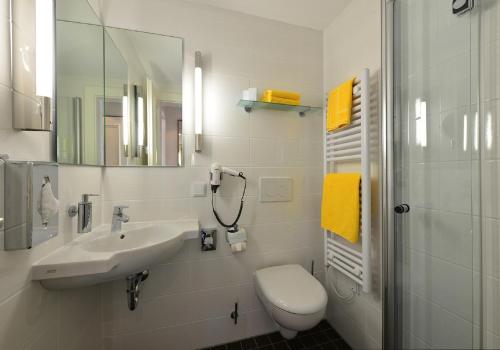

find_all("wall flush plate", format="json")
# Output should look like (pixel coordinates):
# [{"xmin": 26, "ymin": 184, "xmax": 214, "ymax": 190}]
[
  {"xmin": 191, "ymin": 181, "xmax": 207, "ymax": 197},
  {"xmin": 259, "ymin": 177, "xmax": 292, "ymax": 202}
]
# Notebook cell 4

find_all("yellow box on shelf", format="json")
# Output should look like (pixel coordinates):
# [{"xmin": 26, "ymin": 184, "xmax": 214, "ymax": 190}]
[
  {"xmin": 262, "ymin": 89, "xmax": 301, "ymax": 101},
  {"xmin": 260, "ymin": 95, "xmax": 300, "ymax": 105}
]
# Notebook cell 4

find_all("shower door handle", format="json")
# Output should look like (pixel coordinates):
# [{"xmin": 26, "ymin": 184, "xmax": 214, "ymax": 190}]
[{"xmin": 394, "ymin": 204, "xmax": 410, "ymax": 214}]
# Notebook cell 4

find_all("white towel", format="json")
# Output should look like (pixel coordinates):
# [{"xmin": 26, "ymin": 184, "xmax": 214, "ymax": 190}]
[{"xmin": 37, "ymin": 178, "xmax": 59, "ymax": 227}]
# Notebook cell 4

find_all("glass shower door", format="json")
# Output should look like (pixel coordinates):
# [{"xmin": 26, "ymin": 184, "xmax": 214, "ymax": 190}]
[{"xmin": 393, "ymin": 0, "xmax": 481, "ymax": 348}]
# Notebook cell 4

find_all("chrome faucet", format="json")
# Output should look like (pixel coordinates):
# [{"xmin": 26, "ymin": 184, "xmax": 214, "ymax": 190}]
[
  {"xmin": 111, "ymin": 205, "xmax": 129, "ymax": 232},
  {"xmin": 77, "ymin": 194, "xmax": 99, "ymax": 233}
]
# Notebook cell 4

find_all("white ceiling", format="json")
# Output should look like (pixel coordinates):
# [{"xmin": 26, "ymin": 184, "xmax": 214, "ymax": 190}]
[{"xmin": 181, "ymin": 0, "xmax": 352, "ymax": 30}]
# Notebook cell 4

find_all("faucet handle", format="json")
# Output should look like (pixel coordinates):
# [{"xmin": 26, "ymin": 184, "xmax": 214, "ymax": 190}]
[
  {"xmin": 113, "ymin": 205, "xmax": 129, "ymax": 214},
  {"xmin": 82, "ymin": 193, "xmax": 99, "ymax": 202}
]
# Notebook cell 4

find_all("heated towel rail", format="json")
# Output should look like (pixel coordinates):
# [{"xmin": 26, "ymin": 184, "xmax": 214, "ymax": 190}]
[{"xmin": 324, "ymin": 68, "xmax": 372, "ymax": 293}]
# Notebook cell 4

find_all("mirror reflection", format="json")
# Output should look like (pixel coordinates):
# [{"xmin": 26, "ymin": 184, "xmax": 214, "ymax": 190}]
[
  {"xmin": 104, "ymin": 28, "xmax": 183, "ymax": 166},
  {"xmin": 56, "ymin": 22, "xmax": 184, "ymax": 167},
  {"xmin": 56, "ymin": 21, "xmax": 104, "ymax": 165}
]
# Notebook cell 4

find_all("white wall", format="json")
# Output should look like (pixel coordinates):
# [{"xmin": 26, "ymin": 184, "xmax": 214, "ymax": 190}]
[
  {"xmin": 86, "ymin": 0, "xmax": 324, "ymax": 349},
  {"xmin": 0, "ymin": 0, "xmax": 103, "ymax": 349},
  {"xmin": 323, "ymin": 1, "xmax": 382, "ymax": 349}
]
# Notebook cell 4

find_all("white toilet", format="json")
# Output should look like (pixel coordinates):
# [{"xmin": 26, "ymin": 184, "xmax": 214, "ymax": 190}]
[{"xmin": 254, "ymin": 264, "xmax": 328, "ymax": 339}]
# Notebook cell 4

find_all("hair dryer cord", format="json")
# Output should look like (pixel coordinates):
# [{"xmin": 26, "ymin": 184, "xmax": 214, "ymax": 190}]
[{"xmin": 211, "ymin": 175, "xmax": 246, "ymax": 228}]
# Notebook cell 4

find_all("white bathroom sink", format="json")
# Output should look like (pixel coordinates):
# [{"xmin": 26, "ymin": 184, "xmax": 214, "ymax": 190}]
[{"xmin": 32, "ymin": 219, "xmax": 199, "ymax": 289}]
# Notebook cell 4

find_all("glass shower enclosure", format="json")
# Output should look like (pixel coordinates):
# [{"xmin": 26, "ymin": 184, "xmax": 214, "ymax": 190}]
[{"xmin": 385, "ymin": 0, "xmax": 500, "ymax": 348}]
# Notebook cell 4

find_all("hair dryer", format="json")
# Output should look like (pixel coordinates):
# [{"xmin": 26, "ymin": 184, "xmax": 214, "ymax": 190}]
[{"xmin": 209, "ymin": 162, "xmax": 244, "ymax": 193}]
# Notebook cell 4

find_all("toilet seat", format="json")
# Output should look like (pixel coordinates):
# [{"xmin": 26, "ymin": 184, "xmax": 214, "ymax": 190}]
[{"xmin": 254, "ymin": 264, "xmax": 327, "ymax": 315}]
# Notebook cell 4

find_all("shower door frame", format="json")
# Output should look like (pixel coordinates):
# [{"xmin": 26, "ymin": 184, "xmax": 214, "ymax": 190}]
[
  {"xmin": 381, "ymin": 0, "xmax": 398, "ymax": 348},
  {"xmin": 382, "ymin": 0, "xmax": 484, "ymax": 349}
]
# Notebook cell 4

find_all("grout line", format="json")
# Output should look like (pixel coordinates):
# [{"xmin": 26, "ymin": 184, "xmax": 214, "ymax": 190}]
[{"xmin": 0, "ymin": 281, "xmax": 33, "ymax": 307}]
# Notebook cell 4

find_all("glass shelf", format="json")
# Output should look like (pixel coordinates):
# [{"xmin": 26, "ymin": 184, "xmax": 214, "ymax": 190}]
[{"xmin": 237, "ymin": 99, "xmax": 322, "ymax": 117}]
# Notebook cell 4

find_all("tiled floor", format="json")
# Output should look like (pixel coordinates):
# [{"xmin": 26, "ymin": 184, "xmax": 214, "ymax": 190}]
[{"xmin": 200, "ymin": 320, "xmax": 351, "ymax": 350}]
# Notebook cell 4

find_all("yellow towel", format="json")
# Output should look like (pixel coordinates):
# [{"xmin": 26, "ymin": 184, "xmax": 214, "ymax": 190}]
[
  {"xmin": 327, "ymin": 78, "xmax": 354, "ymax": 132},
  {"xmin": 321, "ymin": 173, "xmax": 361, "ymax": 243},
  {"xmin": 261, "ymin": 96, "xmax": 300, "ymax": 106},
  {"xmin": 262, "ymin": 89, "xmax": 301, "ymax": 101}
]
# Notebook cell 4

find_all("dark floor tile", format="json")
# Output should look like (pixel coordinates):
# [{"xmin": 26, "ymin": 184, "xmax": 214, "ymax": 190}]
[
  {"xmin": 299, "ymin": 335, "xmax": 316, "ymax": 348},
  {"xmin": 227, "ymin": 341, "xmax": 243, "ymax": 350},
  {"xmin": 204, "ymin": 320, "xmax": 348, "ymax": 350},
  {"xmin": 310, "ymin": 322, "xmax": 327, "ymax": 334},
  {"xmin": 298, "ymin": 328, "xmax": 314, "ymax": 337},
  {"xmin": 312, "ymin": 331, "xmax": 329, "ymax": 345},
  {"xmin": 324, "ymin": 329, "xmax": 341, "ymax": 341},
  {"xmin": 268, "ymin": 332, "xmax": 284, "ymax": 343},
  {"xmin": 258, "ymin": 345, "xmax": 273, "ymax": 350},
  {"xmin": 241, "ymin": 338, "xmax": 257, "ymax": 350},
  {"xmin": 334, "ymin": 339, "xmax": 350, "ymax": 350},
  {"xmin": 318, "ymin": 320, "xmax": 332, "ymax": 331},
  {"xmin": 287, "ymin": 339, "xmax": 304, "ymax": 350},
  {"xmin": 255, "ymin": 335, "xmax": 271, "ymax": 347},
  {"xmin": 272, "ymin": 341, "xmax": 290, "ymax": 350},
  {"xmin": 320, "ymin": 343, "xmax": 337, "ymax": 350}
]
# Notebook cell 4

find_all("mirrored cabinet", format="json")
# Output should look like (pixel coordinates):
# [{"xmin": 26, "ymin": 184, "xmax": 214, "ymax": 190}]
[{"xmin": 56, "ymin": 16, "xmax": 183, "ymax": 167}]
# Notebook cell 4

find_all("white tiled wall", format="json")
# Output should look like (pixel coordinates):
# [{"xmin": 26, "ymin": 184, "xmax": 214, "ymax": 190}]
[
  {"xmin": 0, "ymin": 0, "xmax": 103, "ymax": 349},
  {"xmin": 322, "ymin": 1, "xmax": 382, "ymax": 349},
  {"xmin": 86, "ymin": 0, "xmax": 324, "ymax": 349}
]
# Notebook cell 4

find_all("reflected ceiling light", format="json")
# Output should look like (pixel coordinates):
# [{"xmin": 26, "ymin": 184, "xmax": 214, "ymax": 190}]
[
  {"xmin": 474, "ymin": 112, "xmax": 479, "ymax": 151},
  {"xmin": 486, "ymin": 112, "xmax": 493, "ymax": 150},
  {"xmin": 463, "ymin": 114, "xmax": 468, "ymax": 152},
  {"xmin": 194, "ymin": 51, "xmax": 203, "ymax": 153},
  {"xmin": 415, "ymin": 98, "xmax": 427, "ymax": 147}
]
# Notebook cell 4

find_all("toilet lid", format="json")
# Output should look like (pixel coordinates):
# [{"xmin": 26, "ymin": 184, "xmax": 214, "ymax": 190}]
[{"xmin": 254, "ymin": 264, "xmax": 327, "ymax": 315}]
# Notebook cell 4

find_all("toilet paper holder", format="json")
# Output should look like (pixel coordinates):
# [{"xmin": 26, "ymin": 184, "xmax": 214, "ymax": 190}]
[{"xmin": 226, "ymin": 226, "xmax": 247, "ymax": 253}]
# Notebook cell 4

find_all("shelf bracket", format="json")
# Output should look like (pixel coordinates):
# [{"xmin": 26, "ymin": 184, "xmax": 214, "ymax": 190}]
[{"xmin": 244, "ymin": 106, "xmax": 252, "ymax": 113}]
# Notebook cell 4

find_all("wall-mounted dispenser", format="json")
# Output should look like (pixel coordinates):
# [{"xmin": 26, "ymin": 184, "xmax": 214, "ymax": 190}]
[{"xmin": 2, "ymin": 160, "xmax": 59, "ymax": 250}]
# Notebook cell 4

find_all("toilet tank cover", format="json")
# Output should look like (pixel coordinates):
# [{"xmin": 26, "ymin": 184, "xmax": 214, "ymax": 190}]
[{"xmin": 254, "ymin": 264, "xmax": 328, "ymax": 315}]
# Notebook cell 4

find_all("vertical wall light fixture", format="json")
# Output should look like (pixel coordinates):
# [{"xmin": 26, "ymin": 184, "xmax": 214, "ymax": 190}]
[
  {"xmin": 137, "ymin": 96, "xmax": 144, "ymax": 147},
  {"xmin": 146, "ymin": 78, "xmax": 153, "ymax": 164},
  {"xmin": 35, "ymin": 0, "xmax": 54, "ymax": 100},
  {"xmin": 12, "ymin": 0, "xmax": 54, "ymax": 130},
  {"xmin": 194, "ymin": 51, "xmax": 203, "ymax": 152},
  {"xmin": 122, "ymin": 85, "xmax": 129, "ymax": 156}
]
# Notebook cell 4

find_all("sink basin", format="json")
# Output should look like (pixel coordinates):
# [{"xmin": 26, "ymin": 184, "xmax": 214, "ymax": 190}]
[{"xmin": 32, "ymin": 219, "xmax": 199, "ymax": 289}]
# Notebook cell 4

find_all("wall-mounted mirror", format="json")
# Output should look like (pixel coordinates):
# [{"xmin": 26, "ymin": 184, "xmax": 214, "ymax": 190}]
[
  {"xmin": 56, "ymin": 20, "xmax": 104, "ymax": 165},
  {"xmin": 103, "ymin": 28, "xmax": 183, "ymax": 166},
  {"xmin": 56, "ymin": 20, "xmax": 184, "ymax": 166}
]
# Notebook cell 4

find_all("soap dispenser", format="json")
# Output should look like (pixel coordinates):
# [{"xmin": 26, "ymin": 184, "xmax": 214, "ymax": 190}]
[{"xmin": 77, "ymin": 194, "xmax": 99, "ymax": 233}]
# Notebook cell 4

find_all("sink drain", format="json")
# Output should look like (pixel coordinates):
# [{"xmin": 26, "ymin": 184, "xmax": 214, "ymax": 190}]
[{"xmin": 126, "ymin": 270, "xmax": 149, "ymax": 311}]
